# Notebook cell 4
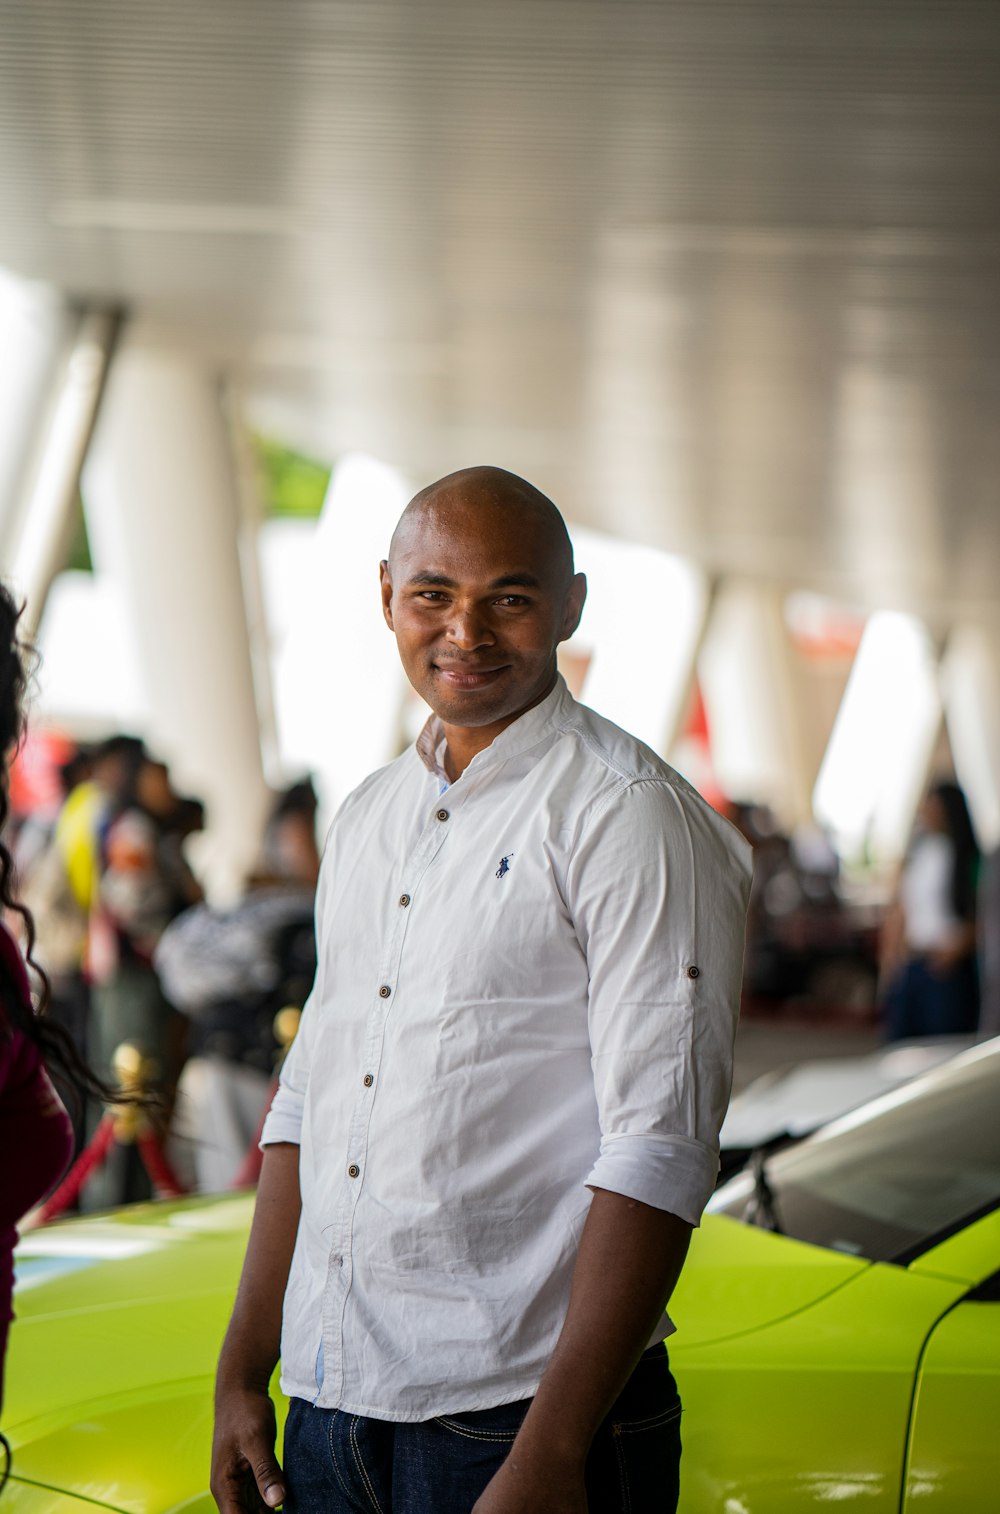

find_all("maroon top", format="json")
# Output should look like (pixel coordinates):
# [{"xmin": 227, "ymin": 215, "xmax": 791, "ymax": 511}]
[{"xmin": 0, "ymin": 923, "xmax": 74, "ymax": 1399}]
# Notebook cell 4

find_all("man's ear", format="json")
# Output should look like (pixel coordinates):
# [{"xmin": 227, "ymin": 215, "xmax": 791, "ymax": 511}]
[
  {"xmin": 560, "ymin": 571, "xmax": 587, "ymax": 641},
  {"xmin": 379, "ymin": 560, "xmax": 395, "ymax": 631}
]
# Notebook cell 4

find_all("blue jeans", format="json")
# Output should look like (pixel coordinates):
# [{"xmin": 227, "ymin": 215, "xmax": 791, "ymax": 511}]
[
  {"xmin": 283, "ymin": 1343, "xmax": 682, "ymax": 1513},
  {"xmin": 883, "ymin": 954, "xmax": 979, "ymax": 1040}
]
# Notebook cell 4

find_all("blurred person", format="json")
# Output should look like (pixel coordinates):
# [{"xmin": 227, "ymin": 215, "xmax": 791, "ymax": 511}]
[
  {"xmin": 89, "ymin": 757, "xmax": 203, "ymax": 1075},
  {"xmin": 880, "ymin": 780, "xmax": 980, "ymax": 1041},
  {"xmin": 18, "ymin": 736, "xmax": 148, "ymax": 982},
  {"xmin": 17, "ymin": 745, "xmax": 98, "ymax": 1157},
  {"xmin": 211, "ymin": 467, "xmax": 751, "ymax": 1514},
  {"xmin": 19, "ymin": 738, "xmax": 152, "ymax": 1156},
  {"xmin": 55, "ymin": 734, "xmax": 150, "ymax": 920},
  {"xmin": 9, "ymin": 741, "xmax": 93, "ymax": 887},
  {"xmin": 730, "ymin": 802, "xmax": 796, "ymax": 1001},
  {"xmin": 14, "ymin": 745, "xmax": 96, "ymax": 1004},
  {"xmin": 157, "ymin": 884, "xmax": 316, "ymax": 1194},
  {"xmin": 84, "ymin": 758, "xmax": 203, "ymax": 1207},
  {"xmin": 977, "ymin": 845, "xmax": 1000, "ymax": 1040},
  {"xmin": 255, "ymin": 779, "xmax": 321, "ymax": 888},
  {"xmin": 0, "ymin": 585, "xmax": 119, "ymax": 1412},
  {"xmin": 23, "ymin": 734, "xmax": 150, "ymax": 992},
  {"xmin": 164, "ymin": 787, "xmax": 317, "ymax": 1195}
]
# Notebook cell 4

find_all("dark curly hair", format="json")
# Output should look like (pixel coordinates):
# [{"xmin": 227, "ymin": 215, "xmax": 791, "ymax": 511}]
[{"xmin": 0, "ymin": 583, "xmax": 117, "ymax": 1107}]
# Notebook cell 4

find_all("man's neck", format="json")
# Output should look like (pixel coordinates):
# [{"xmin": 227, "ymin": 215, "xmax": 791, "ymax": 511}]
[
  {"xmin": 441, "ymin": 720, "xmax": 507, "ymax": 782},
  {"xmin": 439, "ymin": 673, "xmax": 558, "ymax": 782}
]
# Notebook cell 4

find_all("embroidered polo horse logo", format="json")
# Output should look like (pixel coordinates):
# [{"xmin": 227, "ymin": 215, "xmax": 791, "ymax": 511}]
[{"xmin": 495, "ymin": 853, "xmax": 513, "ymax": 880}]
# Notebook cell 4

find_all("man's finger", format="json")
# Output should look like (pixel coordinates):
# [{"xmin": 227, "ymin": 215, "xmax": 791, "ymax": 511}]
[
  {"xmin": 251, "ymin": 1453, "xmax": 286, "ymax": 1509},
  {"xmin": 212, "ymin": 1465, "xmax": 267, "ymax": 1514},
  {"xmin": 211, "ymin": 1435, "xmax": 285, "ymax": 1514}
]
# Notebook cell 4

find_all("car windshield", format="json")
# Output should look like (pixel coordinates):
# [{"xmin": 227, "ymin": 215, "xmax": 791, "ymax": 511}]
[{"xmin": 709, "ymin": 1040, "xmax": 1000, "ymax": 1263}]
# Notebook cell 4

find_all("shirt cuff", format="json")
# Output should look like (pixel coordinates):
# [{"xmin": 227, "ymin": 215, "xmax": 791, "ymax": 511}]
[
  {"xmin": 584, "ymin": 1132, "xmax": 720, "ymax": 1227},
  {"xmin": 259, "ymin": 1084, "xmax": 304, "ymax": 1149}
]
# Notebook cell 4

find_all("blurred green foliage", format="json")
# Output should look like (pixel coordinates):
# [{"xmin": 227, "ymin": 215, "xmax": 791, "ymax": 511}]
[
  {"xmin": 253, "ymin": 434, "xmax": 332, "ymax": 519},
  {"xmin": 63, "ymin": 436, "xmax": 330, "ymax": 579},
  {"xmin": 65, "ymin": 495, "xmax": 93, "ymax": 572}
]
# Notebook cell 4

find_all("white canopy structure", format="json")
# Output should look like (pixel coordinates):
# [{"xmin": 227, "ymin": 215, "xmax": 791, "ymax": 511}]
[{"xmin": 1, "ymin": 1, "xmax": 999, "ymax": 886}]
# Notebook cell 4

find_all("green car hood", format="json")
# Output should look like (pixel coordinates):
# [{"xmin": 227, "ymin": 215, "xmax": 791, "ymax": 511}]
[
  {"xmin": 6, "ymin": 1193, "xmax": 255, "ymax": 1512},
  {"xmin": 5, "ymin": 1198, "xmax": 867, "ymax": 1510},
  {"xmin": 670, "ymin": 1212, "xmax": 869, "ymax": 1346}
]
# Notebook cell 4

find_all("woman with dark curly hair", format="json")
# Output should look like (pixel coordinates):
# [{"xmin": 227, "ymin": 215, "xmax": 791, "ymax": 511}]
[{"xmin": 0, "ymin": 583, "xmax": 113, "ymax": 1410}]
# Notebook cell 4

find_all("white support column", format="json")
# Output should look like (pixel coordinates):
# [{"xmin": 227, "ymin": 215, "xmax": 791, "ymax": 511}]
[
  {"xmin": 566, "ymin": 528, "xmax": 710, "ymax": 758},
  {"xmin": 271, "ymin": 453, "xmax": 413, "ymax": 815},
  {"xmin": 698, "ymin": 580, "xmax": 813, "ymax": 829},
  {"xmin": 14, "ymin": 309, "xmax": 121, "ymax": 632},
  {"xmin": 83, "ymin": 347, "xmax": 269, "ymax": 900},
  {"xmin": 940, "ymin": 625, "xmax": 1000, "ymax": 852},
  {"xmin": 814, "ymin": 611, "xmax": 942, "ymax": 864},
  {"xmin": 0, "ymin": 272, "xmax": 74, "ymax": 565}
]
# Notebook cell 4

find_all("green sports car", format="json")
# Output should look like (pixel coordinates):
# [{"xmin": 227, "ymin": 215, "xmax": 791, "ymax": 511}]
[{"xmin": 5, "ymin": 1039, "xmax": 999, "ymax": 1512}]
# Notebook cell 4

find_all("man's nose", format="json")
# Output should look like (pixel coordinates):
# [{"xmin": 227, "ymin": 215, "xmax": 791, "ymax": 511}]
[{"xmin": 446, "ymin": 603, "xmax": 495, "ymax": 650}]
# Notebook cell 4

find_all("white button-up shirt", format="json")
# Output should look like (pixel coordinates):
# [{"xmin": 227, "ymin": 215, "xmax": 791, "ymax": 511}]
[{"xmin": 261, "ymin": 677, "xmax": 751, "ymax": 1420}]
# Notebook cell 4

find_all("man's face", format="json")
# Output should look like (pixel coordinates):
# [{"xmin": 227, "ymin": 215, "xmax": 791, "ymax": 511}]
[{"xmin": 380, "ymin": 494, "xmax": 585, "ymax": 732}]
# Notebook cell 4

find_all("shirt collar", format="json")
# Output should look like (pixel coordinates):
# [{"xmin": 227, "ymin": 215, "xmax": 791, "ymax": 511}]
[
  {"xmin": 415, "ymin": 674, "xmax": 575, "ymax": 783},
  {"xmin": 415, "ymin": 722, "xmax": 452, "ymax": 789}
]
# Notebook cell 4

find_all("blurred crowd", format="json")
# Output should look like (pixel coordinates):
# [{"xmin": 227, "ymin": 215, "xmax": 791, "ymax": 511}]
[
  {"xmin": 7, "ymin": 735, "xmax": 320, "ymax": 1208},
  {"xmin": 732, "ymin": 780, "xmax": 999, "ymax": 1044},
  {"xmin": 730, "ymin": 801, "xmax": 880, "ymax": 1017},
  {"xmin": 5, "ymin": 728, "xmax": 999, "ymax": 1213}
]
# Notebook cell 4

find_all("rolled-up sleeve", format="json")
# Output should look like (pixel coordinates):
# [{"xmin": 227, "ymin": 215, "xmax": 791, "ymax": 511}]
[
  {"xmin": 258, "ymin": 1002, "xmax": 312, "ymax": 1146},
  {"xmin": 568, "ymin": 778, "xmax": 752, "ymax": 1226}
]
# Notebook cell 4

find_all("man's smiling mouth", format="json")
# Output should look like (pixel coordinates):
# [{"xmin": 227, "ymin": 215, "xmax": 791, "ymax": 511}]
[{"xmin": 433, "ymin": 664, "xmax": 508, "ymax": 687}]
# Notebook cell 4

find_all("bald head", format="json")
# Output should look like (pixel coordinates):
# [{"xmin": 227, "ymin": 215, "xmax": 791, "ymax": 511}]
[
  {"xmin": 380, "ymin": 464, "xmax": 586, "ymax": 752},
  {"xmin": 389, "ymin": 466, "xmax": 575, "ymax": 589}
]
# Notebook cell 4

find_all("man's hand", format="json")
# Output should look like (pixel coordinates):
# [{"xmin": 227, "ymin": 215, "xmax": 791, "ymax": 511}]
[
  {"xmin": 210, "ymin": 1386, "xmax": 285, "ymax": 1514},
  {"xmin": 472, "ymin": 1446, "xmax": 587, "ymax": 1514},
  {"xmin": 211, "ymin": 1143, "xmax": 301, "ymax": 1514}
]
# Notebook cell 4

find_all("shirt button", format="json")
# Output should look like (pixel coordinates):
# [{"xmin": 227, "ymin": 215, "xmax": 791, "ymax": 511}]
[
  {"xmin": 436, "ymin": 808, "xmax": 449, "ymax": 822},
  {"xmin": 379, "ymin": 984, "xmax": 391, "ymax": 999},
  {"xmin": 687, "ymin": 965, "xmax": 701, "ymax": 979},
  {"xmin": 348, "ymin": 1164, "xmax": 360, "ymax": 1179},
  {"xmin": 399, "ymin": 893, "xmax": 411, "ymax": 907},
  {"xmin": 363, "ymin": 1073, "xmax": 373, "ymax": 1087}
]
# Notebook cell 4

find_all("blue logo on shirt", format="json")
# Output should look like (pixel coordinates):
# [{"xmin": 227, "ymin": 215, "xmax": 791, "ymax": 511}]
[{"xmin": 496, "ymin": 853, "xmax": 513, "ymax": 880}]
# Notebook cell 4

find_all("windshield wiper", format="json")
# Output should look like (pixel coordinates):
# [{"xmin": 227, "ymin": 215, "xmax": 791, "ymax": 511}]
[{"xmin": 744, "ymin": 1146, "xmax": 784, "ymax": 1234}]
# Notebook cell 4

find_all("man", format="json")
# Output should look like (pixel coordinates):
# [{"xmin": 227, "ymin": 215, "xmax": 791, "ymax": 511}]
[{"xmin": 212, "ymin": 467, "xmax": 751, "ymax": 1514}]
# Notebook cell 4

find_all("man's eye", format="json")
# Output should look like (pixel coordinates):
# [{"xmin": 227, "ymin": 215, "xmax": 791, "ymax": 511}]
[
  {"xmin": 417, "ymin": 591, "xmax": 445, "ymax": 601},
  {"xmin": 496, "ymin": 595, "xmax": 529, "ymax": 607}
]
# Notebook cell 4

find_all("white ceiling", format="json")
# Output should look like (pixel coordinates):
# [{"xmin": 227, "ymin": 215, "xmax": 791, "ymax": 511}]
[{"xmin": 2, "ymin": 1, "xmax": 999, "ymax": 624}]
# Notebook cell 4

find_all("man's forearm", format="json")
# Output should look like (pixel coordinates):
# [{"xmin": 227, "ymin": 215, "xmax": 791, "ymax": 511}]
[
  {"xmin": 216, "ymin": 1142, "xmax": 302, "ymax": 1392},
  {"xmin": 523, "ymin": 1188, "xmax": 690, "ymax": 1457},
  {"xmin": 212, "ymin": 1143, "xmax": 301, "ymax": 1514},
  {"xmin": 474, "ymin": 1187, "xmax": 691, "ymax": 1512}
]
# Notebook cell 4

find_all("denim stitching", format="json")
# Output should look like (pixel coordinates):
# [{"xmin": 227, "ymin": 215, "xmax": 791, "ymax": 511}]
[
  {"xmin": 327, "ymin": 1411, "xmax": 357, "ymax": 1505},
  {"xmin": 433, "ymin": 1416, "xmax": 521, "ymax": 1443},
  {"xmin": 614, "ymin": 1403, "xmax": 682, "ymax": 1435},
  {"xmin": 612, "ymin": 1425, "xmax": 632, "ymax": 1514},
  {"xmin": 349, "ymin": 1416, "xmax": 386, "ymax": 1514}
]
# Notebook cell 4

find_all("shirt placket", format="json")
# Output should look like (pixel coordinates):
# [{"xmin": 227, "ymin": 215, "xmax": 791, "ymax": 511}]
[{"xmin": 321, "ymin": 785, "xmax": 459, "ymax": 1401}]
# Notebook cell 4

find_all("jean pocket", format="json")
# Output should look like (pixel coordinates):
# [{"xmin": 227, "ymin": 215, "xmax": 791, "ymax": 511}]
[
  {"xmin": 595, "ymin": 1352, "xmax": 683, "ymax": 1514},
  {"xmin": 433, "ymin": 1399, "xmax": 531, "ymax": 1444},
  {"xmin": 609, "ymin": 1399, "xmax": 682, "ymax": 1514}
]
